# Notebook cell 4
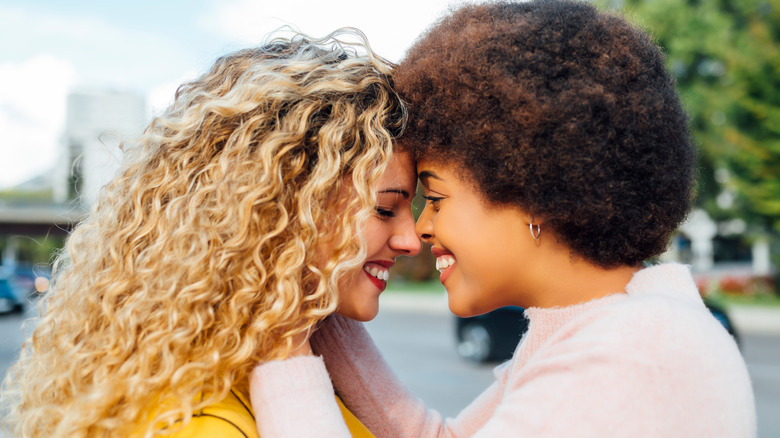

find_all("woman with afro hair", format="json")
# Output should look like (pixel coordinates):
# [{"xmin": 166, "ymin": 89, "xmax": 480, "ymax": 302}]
[{"xmin": 249, "ymin": 1, "xmax": 756, "ymax": 436}]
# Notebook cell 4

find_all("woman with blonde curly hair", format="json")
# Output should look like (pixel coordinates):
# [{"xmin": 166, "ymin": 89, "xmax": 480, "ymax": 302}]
[{"xmin": 1, "ymin": 28, "xmax": 420, "ymax": 438}]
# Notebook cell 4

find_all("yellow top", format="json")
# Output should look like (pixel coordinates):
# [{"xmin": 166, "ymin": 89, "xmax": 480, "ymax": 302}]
[{"xmin": 153, "ymin": 389, "xmax": 374, "ymax": 438}]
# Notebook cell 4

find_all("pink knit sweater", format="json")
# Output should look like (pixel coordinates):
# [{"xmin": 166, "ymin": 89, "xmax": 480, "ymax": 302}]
[{"xmin": 250, "ymin": 264, "xmax": 756, "ymax": 437}]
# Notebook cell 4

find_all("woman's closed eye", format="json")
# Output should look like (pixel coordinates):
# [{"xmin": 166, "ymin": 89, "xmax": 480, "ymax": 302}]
[
  {"xmin": 375, "ymin": 207, "xmax": 396, "ymax": 219},
  {"xmin": 422, "ymin": 195, "xmax": 444, "ymax": 210}
]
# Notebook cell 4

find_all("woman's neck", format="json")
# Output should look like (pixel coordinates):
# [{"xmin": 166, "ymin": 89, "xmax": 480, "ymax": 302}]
[{"xmin": 528, "ymin": 257, "xmax": 640, "ymax": 309}]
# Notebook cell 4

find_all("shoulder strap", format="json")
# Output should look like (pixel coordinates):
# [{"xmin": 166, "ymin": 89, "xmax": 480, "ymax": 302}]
[{"xmin": 190, "ymin": 413, "xmax": 250, "ymax": 438}]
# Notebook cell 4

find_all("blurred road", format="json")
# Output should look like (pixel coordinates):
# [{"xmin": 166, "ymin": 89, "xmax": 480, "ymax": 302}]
[{"xmin": 0, "ymin": 296, "xmax": 777, "ymax": 436}]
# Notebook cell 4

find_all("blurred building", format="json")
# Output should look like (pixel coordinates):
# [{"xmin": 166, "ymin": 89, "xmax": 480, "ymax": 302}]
[
  {"xmin": 662, "ymin": 208, "xmax": 773, "ymax": 278},
  {"xmin": 54, "ymin": 90, "xmax": 147, "ymax": 207}
]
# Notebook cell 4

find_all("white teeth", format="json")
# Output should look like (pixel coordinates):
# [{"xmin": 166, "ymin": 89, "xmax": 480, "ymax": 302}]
[
  {"xmin": 436, "ymin": 256, "xmax": 455, "ymax": 272},
  {"xmin": 364, "ymin": 265, "xmax": 389, "ymax": 282}
]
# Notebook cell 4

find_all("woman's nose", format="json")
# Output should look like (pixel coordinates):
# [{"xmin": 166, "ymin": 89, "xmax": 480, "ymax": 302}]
[
  {"xmin": 390, "ymin": 214, "xmax": 422, "ymax": 256},
  {"xmin": 415, "ymin": 204, "xmax": 434, "ymax": 243}
]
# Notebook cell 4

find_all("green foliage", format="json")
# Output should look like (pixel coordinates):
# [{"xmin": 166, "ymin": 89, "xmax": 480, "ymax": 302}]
[
  {"xmin": 0, "ymin": 188, "xmax": 54, "ymax": 204},
  {"xmin": 707, "ymin": 288, "xmax": 780, "ymax": 307},
  {"xmin": 0, "ymin": 235, "xmax": 63, "ymax": 265},
  {"xmin": 390, "ymin": 184, "xmax": 437, "ymax": 282},
  {"xmin": 601, "ymin": 0, "xmax": 780, "ymax": 253},
  {"xmin": 385, "ymin": 279, "xmax": 446, "ymax": 294}
]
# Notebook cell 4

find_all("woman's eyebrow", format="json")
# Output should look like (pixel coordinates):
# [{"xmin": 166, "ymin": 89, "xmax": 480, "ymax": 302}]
[
  {"xmin": 379, "ymin": 188, "xmax": 410, "ymax": 199},
  {"xmin": 418, "ymin": 170, "xmax": 442, "ymax": 187}
]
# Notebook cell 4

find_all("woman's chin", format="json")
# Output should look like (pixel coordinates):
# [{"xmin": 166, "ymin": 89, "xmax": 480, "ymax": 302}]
[
  {"xmin": 446, "ymin": 293, "xmax": 486, "ymax": 318},
  {"xmin": 448, "ymin": 303, "xmax": 475, "ymax": 318},
  {"xmin": 335, "ymin": 304, "xmax": 379, "ymax": 322}
]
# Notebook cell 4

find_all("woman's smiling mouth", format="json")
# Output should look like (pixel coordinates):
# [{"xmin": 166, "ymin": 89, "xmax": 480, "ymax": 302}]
[
  {"xmin": 431, "ymin": 248, "xmax": 456, "ymax": 284},
  {"xmin": 435, "ymin": 256, "xmax": 455, "ymax": 272},
  {"xmin": 363, "ymin": 261, "xmax": 393, "ymax": 291}
]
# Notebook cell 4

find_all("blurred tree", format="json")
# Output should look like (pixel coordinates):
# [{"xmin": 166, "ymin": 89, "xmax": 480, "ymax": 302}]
[
  {"xmin": 0, "ymin": 188, "xmax": 54, "ymax": 204},
  {"xmin": 601, "ymin": 0, "xmax": 780, "ymax": 258},
  {"xmin": 0, "ymin": 235, "xmax": 63, "ymax": 266}
]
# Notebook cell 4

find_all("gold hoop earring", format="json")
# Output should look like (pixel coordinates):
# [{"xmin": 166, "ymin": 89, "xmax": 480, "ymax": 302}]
[{"xmin": 529, "ymin": 220, "xmax": 541, "ymax": 240}]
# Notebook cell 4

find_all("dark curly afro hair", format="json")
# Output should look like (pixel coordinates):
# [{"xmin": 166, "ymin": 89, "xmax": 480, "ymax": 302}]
[{"xmin": 396, "ymin": 0, "xmax": 695, "ymax": 268}]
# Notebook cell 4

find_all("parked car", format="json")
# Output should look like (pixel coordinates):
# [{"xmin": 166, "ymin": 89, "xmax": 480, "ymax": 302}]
[
  {"xmin": 0, "ymin": 272, "xmax": 25, "ymax": 314},
  {"xmin": 455, "ymin": 300, "xmax": 739, "ymax": 363},
  {"xmin": 456, "ymin": 306, "xmax": 528, "ymax": 363}
]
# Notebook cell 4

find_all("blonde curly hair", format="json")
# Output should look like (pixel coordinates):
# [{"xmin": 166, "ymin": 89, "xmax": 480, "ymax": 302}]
[{"xmin": 2, "ymin": 28, "xmax": 405, "ymax": 437}]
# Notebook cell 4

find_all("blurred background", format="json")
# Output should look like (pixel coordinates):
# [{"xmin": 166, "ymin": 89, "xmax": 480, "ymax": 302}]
[{"xmin": 0, "ymin": 0, "xmax": 778, "ymax": 436}]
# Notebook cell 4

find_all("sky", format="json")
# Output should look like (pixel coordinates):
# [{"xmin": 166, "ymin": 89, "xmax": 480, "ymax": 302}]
[{"xmin": 0, "ymin": 0, "xmax": 467, "ymax": 189}]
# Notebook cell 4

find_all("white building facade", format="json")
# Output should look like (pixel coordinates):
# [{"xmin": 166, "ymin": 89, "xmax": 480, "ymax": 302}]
[{"xmin": 54, "ymin": 90, "xmax": 146, "ymax": 207}]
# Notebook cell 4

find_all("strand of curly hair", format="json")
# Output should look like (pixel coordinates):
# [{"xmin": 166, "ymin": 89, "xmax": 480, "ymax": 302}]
[{"xmin": 1, "ymin": 28, "xmax": 405, "ymax": 438}]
